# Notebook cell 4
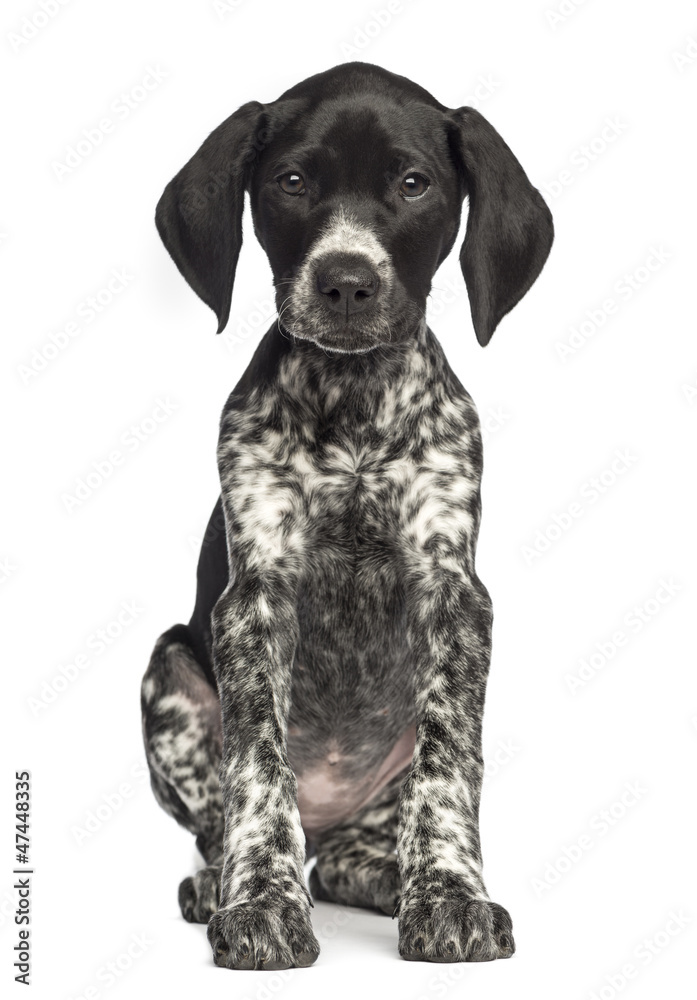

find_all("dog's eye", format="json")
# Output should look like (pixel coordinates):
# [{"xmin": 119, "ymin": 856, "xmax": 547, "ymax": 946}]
[
  {"xmin": 277, "ymin": 172, "xmax": 306, "ymax": 196},
  {"xmin": 400, "ymin": 173, "xmax": 429, "ymax": 199}
]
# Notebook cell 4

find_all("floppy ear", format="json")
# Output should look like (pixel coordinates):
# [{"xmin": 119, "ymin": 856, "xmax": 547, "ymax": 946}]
[
  {"xmin": 448, "ymin": 107, "xmax": 554, "ymax": 346},
  {"xmin": 155, "ymin": 100, "xmax": 265, "ymax": 333}
]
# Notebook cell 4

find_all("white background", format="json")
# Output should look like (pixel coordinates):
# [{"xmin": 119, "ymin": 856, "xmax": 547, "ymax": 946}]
[{"xmin": 2, "ymin": 0, "xmax": 696, "ymax": 997}]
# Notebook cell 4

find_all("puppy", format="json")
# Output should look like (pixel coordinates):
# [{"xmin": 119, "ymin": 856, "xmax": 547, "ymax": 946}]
[{"xmin": 142, "ymin": 61, "xmax": 553, "ymax": 970}]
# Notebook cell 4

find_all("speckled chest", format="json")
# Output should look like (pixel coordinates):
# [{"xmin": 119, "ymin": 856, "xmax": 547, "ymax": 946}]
[
  {"xmin": 217, "ymin": 326, "xmax": 482, "ymax": 789},
  {"xmin": 287, "ymin": 412, "xmax": 419, "ymax": 774}
]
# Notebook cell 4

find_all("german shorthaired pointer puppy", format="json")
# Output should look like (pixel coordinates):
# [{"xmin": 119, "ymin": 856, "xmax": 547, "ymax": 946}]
[{"xmin": 141, "ymin": 61, "xmax": 553, "ymax": 971}]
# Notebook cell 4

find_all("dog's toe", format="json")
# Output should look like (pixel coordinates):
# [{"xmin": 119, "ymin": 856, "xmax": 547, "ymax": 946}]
[
  {"xmin": 207, "ymin": 899, "xmax": 320, "ymax": 971},
  {"xmin": 308, "ymin": 864, "xmax": 332, "ymax": 904},
  {"xmin": 178, "ymin": 865, "xmax": 221, "ymax": 924},
  {"xmin": 374, "ymin": 856, "xmax": 401, "ymax": 915},
  {"xmin": 398, "ymin": 897, "xmax": 514, "ymax": 963}
]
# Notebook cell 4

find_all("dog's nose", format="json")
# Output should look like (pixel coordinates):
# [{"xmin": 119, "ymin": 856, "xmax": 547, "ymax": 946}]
[{"xmin": 316, "ymin": 266, "xmax": 379, "ymax": 315}]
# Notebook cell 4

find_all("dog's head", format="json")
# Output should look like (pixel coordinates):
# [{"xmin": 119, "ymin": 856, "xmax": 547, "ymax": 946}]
[{"xmin": 156, "ymin": 63, "xmax": 553, "ymax": 351}]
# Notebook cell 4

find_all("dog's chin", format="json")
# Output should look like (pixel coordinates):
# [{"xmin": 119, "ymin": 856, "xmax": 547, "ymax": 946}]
[
  {"xmin": 281, "ymin": 317, "xmax": 392, "ymax": 355},
  {"xmin": 304, "ymin": 332, "xmax": 380, "ymax": 355}
]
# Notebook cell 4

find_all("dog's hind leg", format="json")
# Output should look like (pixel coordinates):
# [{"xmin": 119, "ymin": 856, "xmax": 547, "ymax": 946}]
[
  {"xmin": 309, "ymin": 776, "xmax": 403, "ymax": 916},
  {"xmin": 141, "ymin": 623, "xmax": 225, "ymax": 921}
]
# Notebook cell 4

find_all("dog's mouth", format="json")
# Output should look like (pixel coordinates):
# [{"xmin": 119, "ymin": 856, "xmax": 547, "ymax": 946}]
[
  {"xmin": 277, "ymin": 307, "xmax": 393, "ymax": 354},
  {"xmin": 277, "ymin": 294, "xmax": 394, "ymax": 354}
]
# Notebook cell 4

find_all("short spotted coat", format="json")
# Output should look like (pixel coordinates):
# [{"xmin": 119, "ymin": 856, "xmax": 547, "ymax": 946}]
[{"xmin": 141, "ymin": 61, "xmax": 553, "ymax": 971}]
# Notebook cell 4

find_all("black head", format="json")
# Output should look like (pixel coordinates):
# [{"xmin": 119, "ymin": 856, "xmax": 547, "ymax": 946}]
[{"xmin": 156, "ymin": 62, "xmax": 553, "ymax": 351}]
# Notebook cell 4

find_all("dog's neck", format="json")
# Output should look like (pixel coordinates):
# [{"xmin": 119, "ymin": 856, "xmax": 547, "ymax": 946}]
[{"xmin": 274, "ymin": 318, "xmax": 442, "ymax": 427}]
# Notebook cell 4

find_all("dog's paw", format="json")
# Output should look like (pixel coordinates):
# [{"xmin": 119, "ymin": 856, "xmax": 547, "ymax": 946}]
[
  {"xmin": 178, "ymin": 865, "xmax": 221, "ymax": 924},
  {"xmin": 207, "ymin": 899, "xmax": 320, "ymax": 971},
  {"xmin": 308, "ymin": 864, "xmax": 332, "ymax": 904},
  {"xmin": 309, "ymin": 855, "xmax": 400, "ymax": 916},
  {"xmin": 374, "ymin": 856, "xmax": 401, "ymax": 915},
  {"xmin": 398, "ymin": 897, "xmax": 514, "ymax": 963}
]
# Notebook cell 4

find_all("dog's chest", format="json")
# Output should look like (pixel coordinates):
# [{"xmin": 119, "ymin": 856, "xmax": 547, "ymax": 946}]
[
  {"xmin": 219, "ymin": 337, "xmax": 481, "ymax": 833},
  {"xmin": 287, "ymin": 423, "xmax": 419, "ymax": 832},
  {"xmin": 282, "ymin": 401, "xmax": 415, "ymax": 655}
]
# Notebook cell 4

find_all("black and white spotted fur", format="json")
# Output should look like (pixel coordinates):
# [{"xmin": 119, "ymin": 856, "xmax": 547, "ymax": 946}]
[{"xmin": 141, "ymin": 62, "xmax": 553, "ymax": 971}]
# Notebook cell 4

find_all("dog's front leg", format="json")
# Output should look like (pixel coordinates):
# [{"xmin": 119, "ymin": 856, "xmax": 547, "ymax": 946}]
[
  {"xmin": 206, "ymin": 521, "xmax": 319, "ymax": 971},
  {"xmin": 396, "ymin": 535, "xmax": 515, "ymax": 963}
]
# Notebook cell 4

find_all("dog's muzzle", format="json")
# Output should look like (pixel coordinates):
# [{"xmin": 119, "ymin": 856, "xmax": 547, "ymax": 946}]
[{"xmin": 279, "ymin": 208, "xmax": 396, "ymax": 354}]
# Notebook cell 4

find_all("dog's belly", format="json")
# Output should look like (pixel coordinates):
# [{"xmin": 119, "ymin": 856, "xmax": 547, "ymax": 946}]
[
  {"xmin": 292, "ymin": 724, "xmax": 415, "ymax": 834},
  {"xmin": 287, "ymin": 510, "xmax": 416, "ymax": 834}
]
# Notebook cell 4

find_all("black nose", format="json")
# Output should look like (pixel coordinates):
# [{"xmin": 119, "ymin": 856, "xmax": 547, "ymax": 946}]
[{"xmin": 316, "ymin": 266, "xmax": 379, "ymax": 315}]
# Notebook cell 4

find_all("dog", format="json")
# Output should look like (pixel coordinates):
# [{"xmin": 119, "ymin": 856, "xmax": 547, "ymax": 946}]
[{"xmin": 141, "ymin": 61, "xmax": 553, "ymax": 971}]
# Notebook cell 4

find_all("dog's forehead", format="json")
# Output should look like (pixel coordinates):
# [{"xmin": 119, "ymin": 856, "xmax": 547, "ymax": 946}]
[{"xmin": 265, "ymin": 96, "xmax": 451, "ymax": 178}]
